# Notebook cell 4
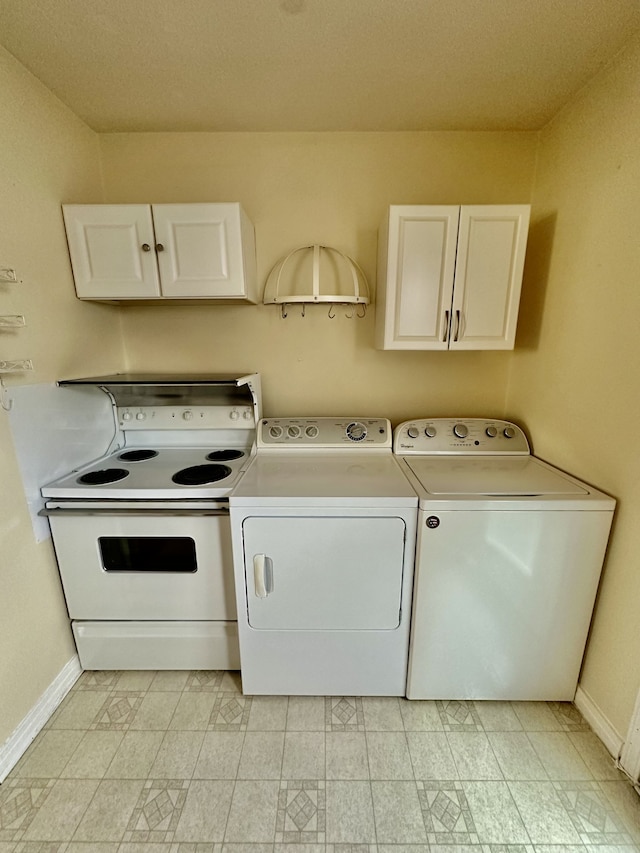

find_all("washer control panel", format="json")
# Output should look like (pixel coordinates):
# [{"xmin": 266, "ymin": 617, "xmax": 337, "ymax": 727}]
[
  {"xmin": 393, "ymin": 418, "xmax": 530, "ymax": 455},
  {"xmin": 259, "ymin": 417, "xmax": 391, "ymax": 449}
]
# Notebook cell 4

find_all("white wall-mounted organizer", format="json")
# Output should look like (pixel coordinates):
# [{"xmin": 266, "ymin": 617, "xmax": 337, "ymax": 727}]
[
  {"xmin": 263, "ymin": 244, "xmax": 370, "ymax": 318},
  {"xmin": 1, "ymin": 268, "xmax": 33, "ymax": 411}
]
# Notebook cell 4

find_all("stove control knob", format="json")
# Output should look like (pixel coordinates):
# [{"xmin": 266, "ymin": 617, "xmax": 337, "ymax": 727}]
[
  {"xmin": 504, "ymin": 426, "xmax": 516, "ymax": 439},
  {"xmin": 183, "ymin": 410, "xmax": 193, "ymax": 421},
  {"xmin": 346, "ymin": 422, "xmax": 367, "ymax": 441},
  {"xmin": 453, "ymin": 423, "xmax": 468, "ymax": 439},
  {"xmin": 486, "ymin": 426, "xmax": 498, "ymax": 438},
  {"xmin": 407, "ymin": 426, "xmax": 419, "ymax": 439},
  {"xmin": 230, "ymin": 409, "xmax": 240, "ymax": 421},
  {"xmin": 287, "ymin": 425, "xmax": 301, "ymax": 438},
  {"xmin": 269, "ymin": 425, "xmax": 283, "ymax": 439},
  {"xmin": 136, "ymin": 412, "xmax": 146, "ymax": 421},
  {"xmin": 425, "ymin": 426, "xmax": 437, "ymax": 438},
  {"xmin": 305, "ymin": 425, "xmax": 319, "ymax": 438}
]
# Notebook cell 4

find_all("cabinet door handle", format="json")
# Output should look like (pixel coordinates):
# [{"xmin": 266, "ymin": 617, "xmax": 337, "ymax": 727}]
[
  {"xmin": 453, "ymin": 310, "xmax": 461, "ymax": 342},
  {"xmin": 155, "ymin": 243, "xmax": 165, "ymax": 252},
  {"xmin": 141, "ymin": 243, "xmax": 151, "ymax": 252},
  {"xmin": 442, "ymin": 310, "xmax": 450, "ymax": 342}
]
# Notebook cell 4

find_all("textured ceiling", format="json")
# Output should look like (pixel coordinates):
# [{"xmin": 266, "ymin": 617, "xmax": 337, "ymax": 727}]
[{"xmin": 1, "ymin": 0, "xmax": 639, "ymax": 132}]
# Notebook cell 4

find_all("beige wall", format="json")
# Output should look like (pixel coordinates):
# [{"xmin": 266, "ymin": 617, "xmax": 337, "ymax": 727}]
[
  {"xmin": 507, "ymin": 34, "xmax": 640, "ymax": 736},
  {"xmin": 0, "ymin": 46, "xmax": 124, "ymax": 745},
  {"xmin": 100, "ymin": 132, "xmax": 537, "ymax": 420}
]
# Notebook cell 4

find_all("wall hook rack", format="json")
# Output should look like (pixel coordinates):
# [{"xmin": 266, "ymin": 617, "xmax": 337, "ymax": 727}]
[
  {"xmin": 264, "ymin": 244, "xmax": 370, "ymax": 318},
  {"xmin": 0, "ymin": 361, "xmax": 33, "ymax": 412}
]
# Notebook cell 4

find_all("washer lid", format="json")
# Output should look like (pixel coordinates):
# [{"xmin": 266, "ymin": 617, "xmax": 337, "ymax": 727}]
[{"xmin": 403, "ymin": 456, "xmax": 588, "ymax": 496}]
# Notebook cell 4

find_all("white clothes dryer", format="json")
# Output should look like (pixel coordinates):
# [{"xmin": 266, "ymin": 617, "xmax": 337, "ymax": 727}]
[
  {"xmin": 230, "ymin": 417, "xmax": 418, "ymax": 696},
  {"xmin": 393, "ymin": 418, "xmax": 615, "ymax": 701}
]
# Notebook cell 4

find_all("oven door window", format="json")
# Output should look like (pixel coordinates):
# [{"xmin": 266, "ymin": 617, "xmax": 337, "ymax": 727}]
[{"xmin": 98, "ymin": 537, "xmax": 197, "ymax": 573}]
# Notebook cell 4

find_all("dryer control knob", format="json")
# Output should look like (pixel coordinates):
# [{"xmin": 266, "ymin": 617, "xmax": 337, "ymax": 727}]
[
  {"xmin": 269, "ymin": 425, "xmax": 283, "ymax": 438},
  {"xmin": 453, "ymin": 423, "xmax": 468, "ymax": 439},
  {"xmin": 346, "ymin": 422, "xmax": 367, "ymax": 441},
  {"xmin": 287, "ymin": 425, "xmax": 301, "ymax": 438},
  {"xmin": 407, "ymin": 427, "xmax": 419, "ymax": 439},
  {"xmin": 504, "ymin": 426, "xmax": 516, "ymax": 439},
  {"xmin": 122, "ymin": 411, "xmax": 132, "ymax": 421},
  {"xmin": 305, "ymin": 425, "xmax": 319, "ymax": 438},
  {"xmin": 136, "ymin": 412, "xmax": 146, "ymax": 421},
  {"xmin": 425, "ymin": 426, "xmax": 437, "ymax": 438},
  {"xmin": 230, "ymin": 410, "xmax": 240, "ymax": 421},
  {"xmin": 486, "ymin": 426, "xmax": 498, "ymax": 438},
  {"xmin": 183, "ymin": 410, "xmax": 193, "ymax": 421}
]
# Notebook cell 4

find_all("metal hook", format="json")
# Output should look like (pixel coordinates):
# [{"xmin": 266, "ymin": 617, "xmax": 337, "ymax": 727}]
[
  {"xmin": 0, "ymin": 378, "xmax": 12, "ymax": 412},
  {"xmin": 344, "ymin": 304, "xmax": 354, "ymax": 319},
  {"xmin": 281, "ymin": 303, "xmax": 288, "ymax": 319},
  {"xmin": 356, "ymin": 303, "xmax": 367, "ymax": 319},
  {"xmin": 328, "ymin": 304, "xmax": 336, "ymax": 319}
]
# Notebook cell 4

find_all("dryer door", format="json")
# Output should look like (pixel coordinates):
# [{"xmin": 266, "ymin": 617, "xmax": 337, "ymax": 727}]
[{"xmin": 242, "ymin": 515, "xmax": 406, "ymax": 630}]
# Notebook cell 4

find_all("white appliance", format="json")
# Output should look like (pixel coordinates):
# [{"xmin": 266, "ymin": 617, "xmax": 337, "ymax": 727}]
[
  {"xmin": 393, "ymin": 418, "xmax": 615, "ymax": 700},
  {"xmin": 230, "ymin": 417, "xmax": 418, "ymax": 696},
  {"xmin": 40, "ymin": 372, "xmax": 261, "ymax": 670}
]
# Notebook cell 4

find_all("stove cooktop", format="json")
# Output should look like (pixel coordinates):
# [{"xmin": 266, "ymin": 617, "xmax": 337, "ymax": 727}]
[{"xmin": 41, "ymin": 446, "xmax": 252, "ymax": 499}]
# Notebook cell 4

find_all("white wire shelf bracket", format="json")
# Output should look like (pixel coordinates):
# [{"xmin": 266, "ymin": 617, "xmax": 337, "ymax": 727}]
[
  {"xmin": 0, "ymin": 315, "xmax": 26, "ymax": 328},
  {"xmin": 0, "ymin": 359, "xmax": 33, "ymax": 373}
]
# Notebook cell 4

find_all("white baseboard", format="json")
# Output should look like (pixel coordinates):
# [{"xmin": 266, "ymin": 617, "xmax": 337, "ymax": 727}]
[
  {"xmin": 0, "ymin": 655, "xmax": 81, "ymax": 783},
  {"xmin": 574, "ymin": 683, "xmax": 624, "ymax": 760}
]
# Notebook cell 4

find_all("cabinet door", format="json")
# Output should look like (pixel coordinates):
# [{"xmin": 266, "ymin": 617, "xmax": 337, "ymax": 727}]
[
  {"xmin": 62, "ymin": 205, "xmax": 161, "ymax": 299},
  {"xmin": 450, "ymin": 205, "xmax": 530, "ymax": 350},
  {"xmin": 376, "ymin": 206, "xmax": 459, "ymax": 350},
  {"xmin": 152, "ymin": 203, "xmax": 255, "ymax": 299}
]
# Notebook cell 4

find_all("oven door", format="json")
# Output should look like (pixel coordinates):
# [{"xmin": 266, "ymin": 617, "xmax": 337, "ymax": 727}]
[{"xmin": 44, "ymin": 504, "xmax": 235, "ymax": 621}]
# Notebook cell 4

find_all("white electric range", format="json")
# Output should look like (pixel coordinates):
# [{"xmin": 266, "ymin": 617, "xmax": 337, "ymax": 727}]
[{"xmin": 40, "ymin": 372, "xmax": 261, "ymax": 670}]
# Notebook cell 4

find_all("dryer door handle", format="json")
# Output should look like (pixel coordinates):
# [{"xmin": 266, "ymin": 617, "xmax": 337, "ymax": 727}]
[{"xmin": 253, "ymin": 554, "xmax": 274, "ymax": 598}]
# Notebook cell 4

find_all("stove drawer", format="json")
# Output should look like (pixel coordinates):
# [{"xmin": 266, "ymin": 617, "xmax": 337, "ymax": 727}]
[{"xmin": 47, "ymin": 512, "xmax": 235, "ymax": 621}]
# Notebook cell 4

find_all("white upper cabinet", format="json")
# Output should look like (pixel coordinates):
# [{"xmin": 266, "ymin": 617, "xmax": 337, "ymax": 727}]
[
  {"xmin": 62, "ymin": 203, "xmax": 258, "ymax": 303},
  {"xmin": 375, "ymin": 204, "xmax": 530, "ymax": 350}
]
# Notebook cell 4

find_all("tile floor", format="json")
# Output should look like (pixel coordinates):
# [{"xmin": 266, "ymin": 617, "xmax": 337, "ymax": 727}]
[{"xmin": 1, "ymin": 670, "xmax": 639, "ymax": 853}]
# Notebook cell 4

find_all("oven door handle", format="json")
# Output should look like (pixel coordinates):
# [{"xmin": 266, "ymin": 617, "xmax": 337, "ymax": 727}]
[{"xmin": 39, "ymin": 508, "xmax": 230, "ymax": 517}]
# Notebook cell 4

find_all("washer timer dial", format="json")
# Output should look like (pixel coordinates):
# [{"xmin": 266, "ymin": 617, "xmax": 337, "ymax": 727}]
[{"xmin": 346, "ymin": 422, "xmax": 368, "ymax": 441}]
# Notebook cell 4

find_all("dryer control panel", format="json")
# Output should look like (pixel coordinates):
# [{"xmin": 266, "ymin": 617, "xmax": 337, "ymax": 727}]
[
  {"xmin": 259, "ymin": 417, "xmax": 391, "ymax": 449},
  {"xmin": 393, "ymin": 418, "xmax": 530, "ymax": 455}
]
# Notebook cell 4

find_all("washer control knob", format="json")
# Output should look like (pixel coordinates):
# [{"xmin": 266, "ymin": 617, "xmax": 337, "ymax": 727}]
[
  {"xmin": 122, "ymin": 411, "xmax": 132, "ymax": 421},
  {"xmin": 287, "ymin": 425, "xmax": 301, "ymax": 438},
  {"xmin": 243, "ymin": 409, "xmax": 253, "ymax": 420},
  {"xmin": 305, "ymin": 425, "xmax": 319, "ymax": 438},
  {"xmin": 269, "ymin": 425, "xmax": 283, "ymax": 439},
  {"xmin": 407, "ymin": 426, "xmax": 420, "ymax": 439},
  {"xmin": 230, "ymin": 409, "xmax": 240, "ymax": 421},
  {"xmin": 346, "ymin": 422, "xmax": 367, "ymax": 441},
  {"xmin": 425, "ymin": 426, "xmax": 437, "ymax": 438},
  {"xmin": 453, "ymin": 423, "xmax": 468, "ymax": 439},
  {"xmin": 136, "ymin": 412, "xmax": 146, "ymax": 421},
  {"xmin": 504, "ymin": 426, "xmax": 516, "ymax": 439},
  {"xmin": 486, "ymin": 426, "xmax": 498, "ymax": 438},
  {"xmin": 183, "ymin": 410, "xmax": 193, "ymax": 421}
]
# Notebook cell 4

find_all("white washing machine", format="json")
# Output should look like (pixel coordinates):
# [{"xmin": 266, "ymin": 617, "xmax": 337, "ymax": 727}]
[
  {"xmin": 230, "ymin": 417, "xmax": 418, "ymax": 696},
  {"xmin": 393, "ymin": 418, "xmax": 615, "ymax": 701}
]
